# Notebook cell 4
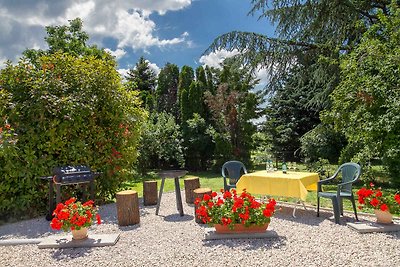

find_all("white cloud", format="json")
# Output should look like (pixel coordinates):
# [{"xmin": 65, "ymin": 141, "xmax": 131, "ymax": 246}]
[
  {"xmin": 200, "ymin": 49, "xmax": 270, "ymax": 90},
  {"xmin": 117, "ymin": 59, "xmax": 160, "ymax": 80},
  {"xmin": 147, "ymin": 61, "xmax": 161, "ymax": 76},
  {"xmin": 199, "ymin": 49, "xmax": 239, "ymax": 68},
  {"xmin": 0, "ymin": 0, "xmax": 193, "ymax": 64},
  {"xmin": 117, "ymin": 68, "xmax": 130, "ymax": 79},
  {"xmin": 105, "ymin": 48, "xmax": 127, "ymax": 60}
]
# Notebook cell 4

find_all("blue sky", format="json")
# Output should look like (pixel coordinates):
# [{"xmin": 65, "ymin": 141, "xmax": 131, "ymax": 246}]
[{"xmin": 0, "ymin": 0, "xmax": 275, "ymax": 79}]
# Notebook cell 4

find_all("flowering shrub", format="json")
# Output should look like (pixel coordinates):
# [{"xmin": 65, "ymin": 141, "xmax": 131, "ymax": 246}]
[
  {"xmin": 356, "ymin": 183, "xmax": 400, "ymax": 214},
  {"xmin": 195, "ymin": 189, "xmax": 276, "ymax": 228},
  {"xmin": 50, "ymin": 198, "xmax": 101, "ymax": 232}
]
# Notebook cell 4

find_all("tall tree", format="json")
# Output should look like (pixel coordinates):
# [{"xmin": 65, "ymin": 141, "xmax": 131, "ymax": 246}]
[
  {"xmin": 204, "ymin": 60, "xmax": 260, "ymax": 168},
  {"xmin": 178, "ymin": 65, "xmax": 195, "ymax": 121},
  {"xmin": 125, "ymin": 56, "xmax": 157, "ymax": 110},
  {"xmin": 206, "ymin": 0, "xmax": 392, "ymax": 106},
  {"xmin": 326, "ymin": 3, "xmax": 400, "ymax": 185},
  {"xmin": 23, "ymin": 18, "xmax": 112, "ymax": 63},
  {"xmin": 156, "ymin": 63, "xmax": 179, "ymax": 118}
]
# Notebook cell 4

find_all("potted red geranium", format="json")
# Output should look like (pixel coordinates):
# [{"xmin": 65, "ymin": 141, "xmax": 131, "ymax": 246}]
[
  {"xmin": 356, "ymin": 183, "xmax": 400, "ymax": 224},
  {"xmin": 195, "ymin": 189, "xmax": 276, "ymax": 233},
  {"xmin": 50, "ymin": 197, "xmax": 101, "ymax": 239}
]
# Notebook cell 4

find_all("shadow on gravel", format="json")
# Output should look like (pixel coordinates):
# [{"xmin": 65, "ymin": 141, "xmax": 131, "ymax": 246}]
[
  {"xmin": 161, "ymin": 214, "xmax": 194, "ymax": 222},
  {"xmin": 274, "ymin": 206, "xmax": 358, "ymax": 226},
  {"xmin": 203, "ymin": 235, "xmax": 286, "ymax": 251},
  {"xmin": 51, "ymin": 247, "xmax": 94, "ymax": 260}
]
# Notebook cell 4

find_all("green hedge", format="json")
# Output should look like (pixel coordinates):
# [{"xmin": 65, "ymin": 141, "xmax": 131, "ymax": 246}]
[{"xmin": 0, "ymin": 52, "xmax": 146, "ymax": 218}]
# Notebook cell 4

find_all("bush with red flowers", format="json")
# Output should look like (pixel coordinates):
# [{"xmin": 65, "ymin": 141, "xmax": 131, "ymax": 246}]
[
  {"xmin": 50, "ymin": 197, "xmax": 101, "ymax": 232},
  {"xmin": 195, "ymin": 189, "xmax": 276, "ymax": 228},
  {"xmin": 356, "ymin": 183, "xmax": 400, "ymax": 214}
]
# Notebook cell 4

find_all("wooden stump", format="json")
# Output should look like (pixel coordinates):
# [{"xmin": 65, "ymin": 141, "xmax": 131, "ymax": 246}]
[
  {"xmin": 184, "ymin": 177, "xmax": 200, "ymax": 204},
  {"xmin": 143, "ymin": 180, "xmax": 158, "ymax": 206},
  {"xmin": 116, "ymin": 190, "xmax": 140, "ymax": 226},
  {"xmin": 193, "ymin": 187, "xmax": 212, "ymax": 224}
]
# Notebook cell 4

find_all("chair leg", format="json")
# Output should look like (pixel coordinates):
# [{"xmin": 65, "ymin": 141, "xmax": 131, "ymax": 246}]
[
  {"xmin": 340, "ymin": 198, "xmax": 344, "ymax": 216},
  {"xmin": 350, "ymin": 196, "xmax": 358, "ymax": 221},
  {"xmin": 331, "ymin": 197, "xmax": 340, "ymax": 224},
  {"xmin": 317, "ymin": 196, "xmax": 320, "ymax": 217}
]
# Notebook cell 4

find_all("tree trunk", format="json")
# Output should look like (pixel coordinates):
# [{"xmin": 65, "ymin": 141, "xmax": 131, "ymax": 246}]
[
  {"xmin": 184, "ymin": 177, "xmax": 200, "ymax": 204},
  {"xmin": 143, "ymin": 180, "xmax": 158, "ymax": 206},
  {"xmin": 116, "ymin": 190, "xmax": 140, "ymax": 226}
]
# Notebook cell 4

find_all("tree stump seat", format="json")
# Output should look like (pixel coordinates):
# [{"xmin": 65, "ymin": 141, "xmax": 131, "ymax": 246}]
[
  {"xmin": 184, "ymin": 177, "xmax": 200, "ymax": 204},
  {"xmin": 116, "ymin": 190, "xmax": 140, "ymax": 226},
  {"xmin": 143, "ymin": 180, "xmax": 158, "ymax": 206}
]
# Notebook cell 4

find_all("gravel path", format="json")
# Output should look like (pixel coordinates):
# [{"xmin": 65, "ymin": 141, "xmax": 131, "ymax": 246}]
[{"xmin": 0, "ymin": 191, "xmax": 399, "ymax": 267}]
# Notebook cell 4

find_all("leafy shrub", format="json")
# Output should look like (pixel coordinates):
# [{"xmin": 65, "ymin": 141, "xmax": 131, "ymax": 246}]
[
  {"xmin": 0, "ymin": 52, "xmax": 146, "ymax": 218},
  {"xmin": 137, "ymin": 112, "xmax": 184, "ymax": 174}
]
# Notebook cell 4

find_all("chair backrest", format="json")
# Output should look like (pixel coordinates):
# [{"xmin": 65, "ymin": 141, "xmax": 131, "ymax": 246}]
[
  {"xmin": 337, "ymin": 162, "xmax": 361, "ymax": 192},
  {"xmin": 221, "ymin": 161, "xmax": 247, "ymax": 185}
]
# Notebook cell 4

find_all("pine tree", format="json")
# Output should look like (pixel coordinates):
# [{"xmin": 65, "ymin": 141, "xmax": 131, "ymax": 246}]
[
  {"xmin": 156, "ymin": 63, "xmax": 180, "ymax": 118},
  {"xmin": 125, "ymin": 56, "xmax": 157, "ymax": 110}
]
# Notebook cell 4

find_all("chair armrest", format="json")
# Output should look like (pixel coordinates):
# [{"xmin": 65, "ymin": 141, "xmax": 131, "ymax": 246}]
[
  {"xmin": 336, "ymin": 180, "xmax": 356, "ymax": 192},
  {"xmin": 317, "ymin": 176, "xmax": 336, "ymax": 192}
]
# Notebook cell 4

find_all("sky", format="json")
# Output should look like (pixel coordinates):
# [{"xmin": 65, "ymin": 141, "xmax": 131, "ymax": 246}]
[{"xmin": 0, "ymin": 0, "xmax": 275, "ymax": 82}]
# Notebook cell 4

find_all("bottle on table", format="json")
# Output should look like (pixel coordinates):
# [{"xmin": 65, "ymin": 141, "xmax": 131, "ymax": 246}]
[{"xmin": 282, "ymin": 162, "xmax": 287, "ymax": 174}]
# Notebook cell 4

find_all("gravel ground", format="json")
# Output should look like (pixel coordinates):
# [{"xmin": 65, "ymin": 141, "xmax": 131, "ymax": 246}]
[{"xmin": 0, "ymin": 191, "xmax": 399, "ymax": 267}]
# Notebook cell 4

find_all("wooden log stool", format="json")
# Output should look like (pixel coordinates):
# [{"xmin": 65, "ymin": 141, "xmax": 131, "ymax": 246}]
[
  {"xmin": 184, "ymin": 177, "xmax": 200, "ymax": 204},
  {"xmin": 116, "ymin": 190, "xmax": 140, "ymax": 226},
  {"xmin": 193, "ymin": 187, "xmax": 212, "ymax": 224},
  {"xmin": 143, "ymin": 180, "xmax": 158, "ymax": 206}
]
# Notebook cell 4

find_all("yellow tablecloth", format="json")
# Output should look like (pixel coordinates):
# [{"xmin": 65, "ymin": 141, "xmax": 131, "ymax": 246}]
[{"xmin": 236, "ymin": 171, "xmax": 319, "ymax": 201}]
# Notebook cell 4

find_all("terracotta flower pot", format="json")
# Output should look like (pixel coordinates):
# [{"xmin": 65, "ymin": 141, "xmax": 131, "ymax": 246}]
[
  {"xmin": 374, "ymin": 210, "xmax": 393, "ymax": 224},
  {"xmin": 214, "ymin": 223, "xmax": 269, "ymax": 234},
  {"xmin": 71, "ymin": 227, "xmax": 88, "ymax": 240}
]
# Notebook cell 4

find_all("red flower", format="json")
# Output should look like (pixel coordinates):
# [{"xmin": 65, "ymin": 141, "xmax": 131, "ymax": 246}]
[
  {"xmin": 50, "ymin": 218, "xmax": 63, "ymax": 230},
  {"xmin": 50, "ymin": 198, "xmax": 99, "ymax": 232},
  {"xmin": 211, "ymin": 191, "xmax": 217, "ymax": 198},
  {"xmin": 194, "ymin": 198, "xmax": 201, "ymax": 205},
  {"xmin": 380, "ymin": 204, "xmax": 389, "ymax": 211},
  {"xmin": 395, "ymin": 194, "xmax": 400, "ymax": 205},
  {"xmin": 65, "ymin": 197, "xmax": 76, "ymax": 205},
  {"xmin": 369, "ymin": 198, "xmax": 379, "ymax": 207},
  {"xmin": 223, "ymin": 191, "xmax": 232, "ymax": 199},
  {"xmin": 203, "ymin": 194, "xmax": 211, "ymax": 201},
  {"xmin": 83, "ymin": 200, "xmax": 94, "ymax": 207},
  {"xmin": 263, "ymin": 208, "xmax": 272, "ymax": 217},
  {"xmin": 96, "ymin": 214, "xmax": 101, "ymax": 225},
  {"xmin": 375, "ymin": 190, "xmax": 382, "ymax": 197}
]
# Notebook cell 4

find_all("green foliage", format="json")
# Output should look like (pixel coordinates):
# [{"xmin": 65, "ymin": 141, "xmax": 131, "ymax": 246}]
[
  {"xmin": 264, "ymin": 59, "xmax": 323, "ymax": 162},
  {"xmin": 23, "ymin": 18, "xmax": 112, "ymax": 62},
  {"xmin": 204, "ymin": 61, "xmax": 259, "ymax": 168},
  {"xmin": 156, "ymin": 63, "xmax": 179, "ymax": 118},
  {"xmin": 178, "ymin": 65, "xmax": 194, "ymax": 122},
  {"xmin": 300, "ymin": 123, "xmax": 346, "ymax": 164},
  {"xmin": 326, "ymin": 4, "xmax": 400, "ymax": 185},
  {"xmin": 137, "ymin": 112, "xmax": 184, "ymax": 174},
  {"xmin": 125, "ymin": 56, "xmax": 157, "ymax": 111},
  {"xmin": 0, "ymin": 52, "xmax": 146, "ymax": 217},
  {"xmin": 183, "ymin": 114, "xmax": 214, "ymax": 171}
]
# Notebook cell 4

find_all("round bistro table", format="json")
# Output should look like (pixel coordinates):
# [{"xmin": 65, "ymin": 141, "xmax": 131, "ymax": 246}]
[{"xmin": 155, "ymin": 170, "xmax": 188, "ymax": 216}]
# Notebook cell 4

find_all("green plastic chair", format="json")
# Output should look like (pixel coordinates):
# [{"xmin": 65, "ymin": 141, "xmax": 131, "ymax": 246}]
[
  {"xmin": 222, "ymin": 161, "xmax": 247, "ymax": 192},
  {"xmin": 317, "ymin": 162, "xmax": 361, "ymax": 224}
]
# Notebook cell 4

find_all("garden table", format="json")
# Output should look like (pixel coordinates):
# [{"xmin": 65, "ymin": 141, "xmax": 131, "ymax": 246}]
[
  {"xmin": 236, "ymin": 170, "xmax": 319, "ymax": 217},
  {"xmin": 156, "ymin": 170, "xmax": 188, "ymax": 216}
]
